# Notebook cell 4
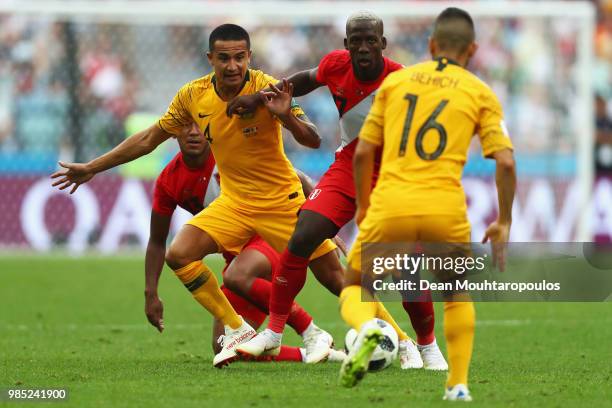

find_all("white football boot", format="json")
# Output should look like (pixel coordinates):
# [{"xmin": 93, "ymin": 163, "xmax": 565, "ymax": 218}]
[
  {"xmin": 212, "ymin": 318, "xmax": 256, "ymax": 368},
  {"xmin": 418, "ymin": 339, "xmax": 448, "ymax": 370},
  {"xmin": 327, "ymin": 348, "xmax": 348, "ymax": 363},
  {"xmin": 399, "ymin": 339, "xmax": 424, "ymax": 369},
  {"xmin": 301, "ymin": 324, "xmax": 333, "ymax": 363},
  {"xmin": 443, "ymin": 384, "xmax": 472, "ymax": 402},
  {"xmin": 236, "ymin": 329, "xmax": 281, "ymax": 358}
]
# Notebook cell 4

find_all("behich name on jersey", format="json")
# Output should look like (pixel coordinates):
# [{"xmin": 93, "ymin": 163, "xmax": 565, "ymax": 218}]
[
  {"xmin": 372, "ymin": 279, "xmax": 561, "ymax": 293},
  {"xmin": 409, "ymin": 71, "xmax": 459, "ymax": 89}
]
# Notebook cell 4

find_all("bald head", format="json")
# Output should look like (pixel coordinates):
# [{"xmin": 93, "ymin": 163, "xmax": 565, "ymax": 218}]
[
  {"xmin": 432, "ymin": 7, "xmax": 475, "ymax": 54},
  {"xmin": 346, "ymin": 10, "xmax": 383, "ymax": 36}
]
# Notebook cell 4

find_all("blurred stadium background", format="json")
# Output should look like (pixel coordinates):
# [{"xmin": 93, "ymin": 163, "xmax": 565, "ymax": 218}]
[{"xmin": 0, "ymin": 0, "xmax": 611, "ymax": 253}]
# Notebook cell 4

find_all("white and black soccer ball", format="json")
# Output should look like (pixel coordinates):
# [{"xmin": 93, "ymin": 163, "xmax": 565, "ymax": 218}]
[{"xmin": 344, "ymin": 318, "xmax": 399, "ymax": 371}]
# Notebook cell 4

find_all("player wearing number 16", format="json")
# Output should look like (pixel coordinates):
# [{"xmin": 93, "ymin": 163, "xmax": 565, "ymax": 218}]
[{"xmin": 340, "ymin": 8, "xmax": 516, "ymax": 401}]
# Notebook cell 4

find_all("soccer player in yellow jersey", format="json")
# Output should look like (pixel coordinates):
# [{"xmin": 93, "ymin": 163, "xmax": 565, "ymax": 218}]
[
  {"xmin": 338, "ymin": 8, "xmax": 516, "ymax": 401},
  {"xmin": 51, "ymin": 24, "xmax": 340, "ymax": 367}
]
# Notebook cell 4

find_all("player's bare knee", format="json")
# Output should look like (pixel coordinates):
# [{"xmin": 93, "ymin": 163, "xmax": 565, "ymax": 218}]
[
  {"xmin": 288, "ymin": 211, "xmax": 337, "ymax": 256},
  {"xmin": 222, "ymin": 270, "xmax": 248, "ymax": 295},
  {"xmin": 165, "ymin": 246, "xmax": 190, "ymax": 271},
  {"xmin": 224, "ymin": 258, "xmax": 259, "ymax": 296},
  {"xmin": 288, "ymin": 230, "xmax": 317, "ymax": 256},
  {"xmin": 288, "ymin": 225, "xmax": 330, "ymax": 256}
]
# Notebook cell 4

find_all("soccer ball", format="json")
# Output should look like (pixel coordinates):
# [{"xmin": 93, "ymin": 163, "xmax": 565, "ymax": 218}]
[{"xmin": 344, "ymin": 319, "xmax": 399, "ymax": 371}]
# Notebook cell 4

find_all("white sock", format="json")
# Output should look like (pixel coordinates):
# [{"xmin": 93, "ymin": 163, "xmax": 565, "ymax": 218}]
[
  {"xmin": 417, "ymin": 338, "xmax": 437, "ymax": 350},
  {"xmin": 300, "ymin": 321, "xmax": 316, "ymax": 338},
  {"xmin": 264, "ymin": 328, "xmax": 282, "ymax": 343}
]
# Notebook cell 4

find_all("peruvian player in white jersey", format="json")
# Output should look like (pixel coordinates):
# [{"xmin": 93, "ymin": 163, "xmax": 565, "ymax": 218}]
[
  {"xmin": 144, "ymin": 122, "xmax": 347, "ymax": 364},
  {"xmin": 228, "ymin": 11, "xmax": 447, "ymax": 370}
]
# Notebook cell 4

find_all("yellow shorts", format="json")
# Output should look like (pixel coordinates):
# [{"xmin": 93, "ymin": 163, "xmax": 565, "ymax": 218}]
[
  {"xmin": 347, "ymin": 213, "xmax": 471, "ymax": 273},
  {"xmin": 186, "ymin": 192, "xmax": 336, "ymax": 259}
]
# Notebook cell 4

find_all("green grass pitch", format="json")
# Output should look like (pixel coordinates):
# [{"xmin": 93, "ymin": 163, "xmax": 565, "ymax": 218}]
[{"xmin": 1, "ymin": 255, "xmax": 611, "ymax": 407}]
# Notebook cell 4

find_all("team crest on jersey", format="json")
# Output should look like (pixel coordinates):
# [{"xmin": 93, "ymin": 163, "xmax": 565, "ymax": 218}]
[
  {"xmin": 309, "ymin": 189, "xmax": 322, "ymax": 200},
  {"xmin": 242, "ymin": 126, "xmax": 258, "ymax": 137}
]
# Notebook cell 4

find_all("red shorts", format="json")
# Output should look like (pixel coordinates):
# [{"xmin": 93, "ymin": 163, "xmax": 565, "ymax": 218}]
[
  {"xmin": 300, "ymin": 156, "xmax": 357, "ymax": 228},
  {"xmin": 301, "ymin": 145, "xmax": 380, "ymax": 228},
  {"xmin": 220, "ymin": 235, "xmax": 280, "ymax": 327},
  {"xmin": 222, "ymin": 235, "xmax": 281, "ymax": 274},
  {"xmin": 240, "ymin": 235, "xmax": 281, "ymax": 273}
]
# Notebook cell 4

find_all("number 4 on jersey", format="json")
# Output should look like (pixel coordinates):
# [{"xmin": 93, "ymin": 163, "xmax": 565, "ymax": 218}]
[
  {"xmin": 399, "ymin": 93, "xmax": 448, "ymax": 160},
  {"xmin": 204, "ymin": 123, "xmax": 213, "ymax": 144}
]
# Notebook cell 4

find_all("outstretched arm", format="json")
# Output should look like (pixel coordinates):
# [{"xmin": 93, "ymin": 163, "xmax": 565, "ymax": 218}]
[
  {"xmin": 144, "ymin": 210, "xmax": 173, "ymax": 333},
  {"xmin": 51, "ymin": 124, "xmax": 172, "ymax": 193},
  {"xmin": 261, "ymin": 79, "xmax": 321, "ymax": 148},
  {"xmin": 287, "ymin": 68, "xmax": 322, "ymax": 97},
  {"xmin": 227, "ymin": 68, "xmax": 322, "ymax": 116}
]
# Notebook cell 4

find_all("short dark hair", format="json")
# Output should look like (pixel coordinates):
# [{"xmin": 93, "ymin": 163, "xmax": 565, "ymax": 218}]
[
  {"xmin": 433, "ymin": 7, "xmax": 475, "ymax": 53},
  {"xmin": 346, "ymin": 11, "xmax": 384, "ymax": 36},
  {"xmin": 208, "ymin": 24, "xmax": 250, "ymax": 52}
]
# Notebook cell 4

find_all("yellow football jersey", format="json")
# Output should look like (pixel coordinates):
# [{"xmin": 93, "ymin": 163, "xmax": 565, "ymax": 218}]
[
  {"xmin": 360, "ymin": 58, "xmax": 513, "ymax": 217},
  {"xmin": 158, "ymin": 69, "xmax": 303, "ymax": 209}
]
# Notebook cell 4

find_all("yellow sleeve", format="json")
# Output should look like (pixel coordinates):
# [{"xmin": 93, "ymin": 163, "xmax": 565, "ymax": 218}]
[
  {"xmin": 358, "ymin": 84, "xmax": 387, "ymax": 146},
  {"xmin": 477, "ymin": 87, "xmax": 513, "ymax": 157},
  {"xmin": 158, "ymin": 82, "xmax": 194, "ymax": 136},
  {"xmin": 255, "ymin": 71, "xmax": 279, "ymax": 92}
]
